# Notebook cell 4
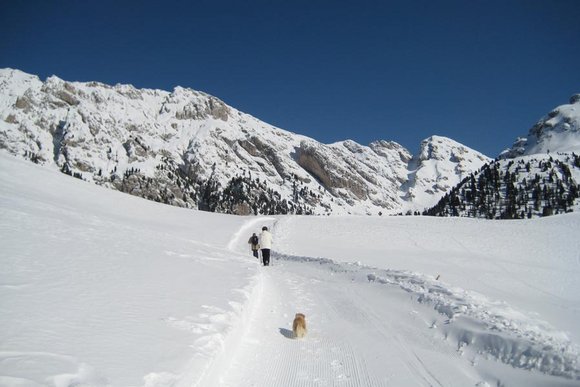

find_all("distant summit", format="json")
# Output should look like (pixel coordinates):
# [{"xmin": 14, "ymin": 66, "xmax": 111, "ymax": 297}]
[
  {"xmin": 500, "ymin": 94, "xmax": 580, "ymax": 158},
  {"xmin": 403, "ymin": 135, "xmax": 490, "ymax": 211}
]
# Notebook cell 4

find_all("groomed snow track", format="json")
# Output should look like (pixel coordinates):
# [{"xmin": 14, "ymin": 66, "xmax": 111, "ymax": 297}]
[{"xmin": 193, "ymin": 220, "xmax": 580, "ymax": 387}]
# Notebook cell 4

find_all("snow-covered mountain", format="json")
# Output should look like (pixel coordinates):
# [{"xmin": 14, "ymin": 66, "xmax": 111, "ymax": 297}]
[
  {"xmin": 500, "ymin": 94, "xmax": 580, "ymax": 158},
  {"xmin": 426, "ymin": 153, "xmax": 580, "ymax": 219},
  {"xmin": 425, "ymin": 95, "xmax": 580, "ymax": 219},
  {"xmin": 403, "ymin": 135, "xmax": 490, "ymax": 213},
  {"xmin": 0, "ymin": 68, "xmax": 489, "ymax": 215}
]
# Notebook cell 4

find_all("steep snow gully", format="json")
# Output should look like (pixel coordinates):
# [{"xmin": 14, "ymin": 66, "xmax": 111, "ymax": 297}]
[{"xmin": 197, "ymin": 219, "xmax": 579, "ymax": 387}]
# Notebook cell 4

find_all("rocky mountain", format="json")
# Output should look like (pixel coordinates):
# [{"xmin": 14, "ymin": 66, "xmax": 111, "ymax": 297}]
[
  {"xmin": 0, "ymin": 68, "xmax": 490, "ymax": 215},
  {"xmin": 500, "ymin": 94, "xmax": 580, "ymax": 158},
  {"xmin": 426, "ymin": 95, "xmax": 580, "ymax": 219},
  {"xmin": 402, "ymin": 135, "xmax": 491, "ymax": 213}
]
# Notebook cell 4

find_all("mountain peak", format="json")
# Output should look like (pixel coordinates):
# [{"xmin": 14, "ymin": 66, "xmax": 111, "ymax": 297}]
[
  {"xmin": 500, "ymin": 94, "xmax": 580, "ymax": 158},
  {"xmin": 401, "ymin": 135, "xmax": 491, "ymax": 211},
  {"xmin": 418, "ymin": 135, "xmax": 489, "ymax": 162}
]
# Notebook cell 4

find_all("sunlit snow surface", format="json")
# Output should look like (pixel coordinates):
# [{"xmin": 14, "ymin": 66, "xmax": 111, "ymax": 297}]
[{"xmin": 1, "ymin": 153, "xmax": 579, "ymax": 386}]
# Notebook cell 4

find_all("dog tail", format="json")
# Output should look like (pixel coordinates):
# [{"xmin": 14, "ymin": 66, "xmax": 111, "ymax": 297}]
[{"xmin": 294, "ymin": 325, "xmax": 307, "ymax": 338}]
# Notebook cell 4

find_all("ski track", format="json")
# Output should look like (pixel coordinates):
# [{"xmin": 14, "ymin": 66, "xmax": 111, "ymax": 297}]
[
  {"xmin": 195, "ymin": 220, "xmax": 580, "ymax": 386},
  {"xmin": 216, "ymin": 216, "xmax": 458, "ymax": 387},
  {"xmin": 218, "ymin": 265, "xmax": 383, "ymax": 387},
  {"xmin": 226, "ymin": 216, "xmax": 275, "ymax": 252}
]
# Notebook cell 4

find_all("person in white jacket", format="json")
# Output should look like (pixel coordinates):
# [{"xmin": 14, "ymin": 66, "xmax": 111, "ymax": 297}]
[{"xmin": 259, "ymin": 226, "xmax": 273, "ymax": 266}]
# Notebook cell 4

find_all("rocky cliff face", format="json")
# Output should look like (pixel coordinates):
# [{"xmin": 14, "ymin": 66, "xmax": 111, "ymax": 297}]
[{"xmin": 0, "ymin": 68, "xmax": 490, "ymax": 215}]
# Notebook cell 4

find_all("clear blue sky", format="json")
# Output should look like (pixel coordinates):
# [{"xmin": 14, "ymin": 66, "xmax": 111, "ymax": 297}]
[{"xmin": 1, "ymin": 0, "xmax": 579, "ymax": 157}]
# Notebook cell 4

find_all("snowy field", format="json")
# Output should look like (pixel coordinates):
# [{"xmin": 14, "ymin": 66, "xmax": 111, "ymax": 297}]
[{"xmin": 1, "ymin": 153, "xmax": 579, "ymax": 387}]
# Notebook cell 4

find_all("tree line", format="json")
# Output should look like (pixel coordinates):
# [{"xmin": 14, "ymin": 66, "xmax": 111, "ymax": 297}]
[{"xmin": 424, "ymin": 154, "xmax": 580, "ymax": 219}]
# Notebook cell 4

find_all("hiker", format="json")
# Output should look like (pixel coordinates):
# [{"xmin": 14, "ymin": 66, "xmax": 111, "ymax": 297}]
[
  {"xmin": 248, "ymin": 233, "xmax": 259, "ymax": 259},
  {"xmin": 259, "ymin": 226, "xmax": 273, "ymax": 266}
]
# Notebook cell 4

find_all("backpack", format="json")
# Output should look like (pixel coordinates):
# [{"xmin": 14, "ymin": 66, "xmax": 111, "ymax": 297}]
[{"xmin": 251, "ymin": 235, "xmax": 259, "ymax": 245}]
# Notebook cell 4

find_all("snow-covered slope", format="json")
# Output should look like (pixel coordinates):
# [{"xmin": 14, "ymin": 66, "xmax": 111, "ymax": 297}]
[
  {"xmin": 426, "ymin": 153, "xmax": 580, "ymax": 219},
  {"xmin": 500, "ymin": 94, "xmax": 580, "ymax": 158},
  {"xmin": 1, "ymin": 153, "xmax": 579, "ymax": 386},
  {"xmin": 0, "ymin": 154, "xmax": 263, "ymax": 386},
  {"xmin": 0, "ymin": 68, "xmax": 489, "ymax": 215}
]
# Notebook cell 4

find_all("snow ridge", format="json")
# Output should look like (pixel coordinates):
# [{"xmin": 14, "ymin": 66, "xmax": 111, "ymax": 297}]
[{"xmin": 274, "ymin": 252, "xmax": 580, "ymax": 380}]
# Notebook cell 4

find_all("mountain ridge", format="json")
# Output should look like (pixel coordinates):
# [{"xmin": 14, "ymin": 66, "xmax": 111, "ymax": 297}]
[{"xmin": 5, "ymin": 68, "xmax": 576, "ymax": 216}]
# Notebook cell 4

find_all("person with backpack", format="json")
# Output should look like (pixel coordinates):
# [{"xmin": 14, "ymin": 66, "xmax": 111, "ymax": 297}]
[
  {"xmin": 248, "ymin": 233, "xmax": 260, "ymax": 259},
  {"xmin": 259, "ymin": 226, "xmax": 273, "ymax": 266}
]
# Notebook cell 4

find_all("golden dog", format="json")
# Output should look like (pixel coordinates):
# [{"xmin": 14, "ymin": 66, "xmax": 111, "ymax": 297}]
[{"xmin": 292, "ymin": 313, "xmax": 307, "ymax": 339}]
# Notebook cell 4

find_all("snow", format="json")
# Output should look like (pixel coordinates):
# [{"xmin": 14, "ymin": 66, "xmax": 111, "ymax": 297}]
[
  {"xmin": 1, "ymin": 152, "xmax": 579, "ymax": 386},
  {"xmin": 275, "ymin": 214, "xmax": 580, "ymax": 344},
  {"xmin": 0, "ymin": 154, "xmax": 261, "ymax": 386}
]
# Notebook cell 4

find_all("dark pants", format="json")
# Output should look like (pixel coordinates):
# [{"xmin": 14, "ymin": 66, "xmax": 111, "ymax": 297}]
[
  {"xmin": 252, "ymin": 249, "xmax": 259, "ymax": 258},
  {"xmin": 261, "ymin": 249, "xmax": 271, "ymax": 266}
]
